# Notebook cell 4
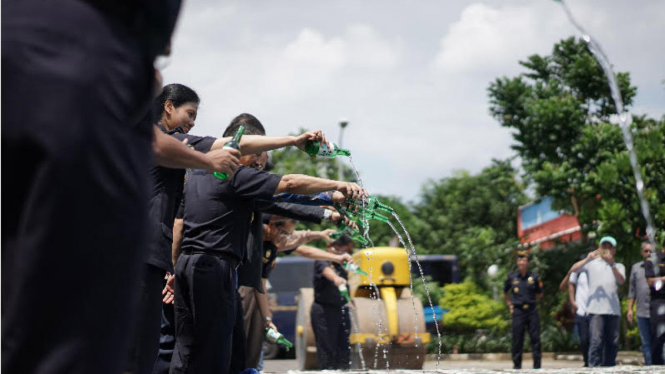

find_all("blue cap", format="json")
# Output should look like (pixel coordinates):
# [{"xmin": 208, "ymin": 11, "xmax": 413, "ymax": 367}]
[{"xmin": 599, "ymin": 236, "xmax": 617, "ymax": 247}]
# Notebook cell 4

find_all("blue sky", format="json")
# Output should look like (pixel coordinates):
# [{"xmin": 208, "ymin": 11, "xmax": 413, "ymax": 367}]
[{"xmin": 163, "ymin": 0, "xmax": 665, "ymax": 203}]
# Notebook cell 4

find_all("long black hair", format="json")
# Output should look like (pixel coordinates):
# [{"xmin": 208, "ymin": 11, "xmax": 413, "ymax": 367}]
[{"xmin": 153, "ymin": 83, "xmax": 200, "ymax": 122}]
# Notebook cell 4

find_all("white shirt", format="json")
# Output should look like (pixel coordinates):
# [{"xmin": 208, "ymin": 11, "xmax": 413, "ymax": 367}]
[
  {"xmin": 581, "ymin": 258, "xmax": 625, "ymax": 316},
  {"xmin": 569, "ymin": 270, "xmax": 589, "ymax": 316}
]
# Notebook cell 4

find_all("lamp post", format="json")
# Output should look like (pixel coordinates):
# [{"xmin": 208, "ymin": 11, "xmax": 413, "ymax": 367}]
[{"xmin": 338, "ymin": 118, "xmax": 348, "ymax": 181}]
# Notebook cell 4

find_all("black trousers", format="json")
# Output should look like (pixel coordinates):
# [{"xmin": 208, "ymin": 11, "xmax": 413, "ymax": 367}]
[
  {"xmin": 152, "ymin": 301, "xmax": 176, "ymax": 374},
  {"xmin": 310, "ymin": 302, "xmax": 350, "ymax": 370},
  {"xmin": 511, "ymin": 306, "xmax": 541, "ymax": 369},
  {"xmin": 1, "ymin": 1, "xmax": 154, "ymax": 373},
  {"xmin": 230, "ymin": 291, "xmax": 248, "ymax": 373},
  {"xmin": 651, "ymin": 299, "xmax": 665, "ymax": 365},
  {"xmin": 126, "ymin": 265, "xmax": 167, "ymax": 374},
  {"xmin": 575, "ymin": 314, "xmax": 591, "ymax": 367},
  {"xmin": 170, "ymin": 254, "xmax": 236, "ymax": 374}
]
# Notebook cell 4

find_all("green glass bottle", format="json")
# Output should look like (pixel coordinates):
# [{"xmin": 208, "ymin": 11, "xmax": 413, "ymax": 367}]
[
  {"xmin": 265, "ymin": 327, "xmax": 294, "ymax": 350},
  {"xmin": 213, "ymin": 125, "xmax": 245, "ymax": 180},
  {"xmin": 337, "ymin": 204, "xmax": 389, "ymax": 224},
  {"xmin": 343, "ymin": 261, "xmax": 369, "ymax": 276},
  {"xmin": 338, "ymin": 284, "xmax": 351, "ymax": 303},
  {"xmin": 304, "ymin": 141, "xmax": 351, "ymax": 158},
  {"xmin": 332, "ymin": 222, "xmax": 369, "ymax": 246},
  {"xmin": 347, "ymin": 196, "xmax": 394, "ymax": 213}
]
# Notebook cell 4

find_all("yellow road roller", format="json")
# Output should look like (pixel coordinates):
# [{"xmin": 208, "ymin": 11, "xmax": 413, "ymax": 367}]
[{"xmin": 295, "ymin": 246, "xmax": 431, "ymax": 370}]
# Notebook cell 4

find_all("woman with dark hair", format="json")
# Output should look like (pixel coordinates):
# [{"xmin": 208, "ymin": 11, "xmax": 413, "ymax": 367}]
[{"xmin": 128, "ymin": 84, "xmax": 331, "ymax": 374}]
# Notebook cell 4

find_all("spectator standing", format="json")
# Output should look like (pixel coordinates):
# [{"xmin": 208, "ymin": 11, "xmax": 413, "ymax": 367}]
[
  {"xmin": 569, "ymin": 266, "xmax": 590, "ymax": 367},
  {"xmin": 570, "ymin": 236, "xmax": 625, "ymax": 367},
  {"xmin": 627, "ymin": 242, "xmax": 654, "ymax": 365},
  {"xmin": 644, "ymin": 240, "xmax": 665, "ymax": 364}
]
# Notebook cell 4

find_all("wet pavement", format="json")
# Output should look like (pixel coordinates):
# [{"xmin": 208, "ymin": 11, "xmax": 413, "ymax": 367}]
[{"xmin": 262, "ymin": 359, "xmax": 665, "ymax": 373}]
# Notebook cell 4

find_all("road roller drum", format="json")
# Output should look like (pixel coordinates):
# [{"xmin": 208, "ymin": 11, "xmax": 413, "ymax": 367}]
[{"xmin": 295, "ymin": 247, "xmax": 432, "ymax": 370}]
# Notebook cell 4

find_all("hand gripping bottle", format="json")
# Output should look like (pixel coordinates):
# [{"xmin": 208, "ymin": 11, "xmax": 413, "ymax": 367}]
[
  {"xmin": 338, "ymin": 284, "xmax": 351, "ymax": 304},
  {"xmin": 213, "ymin": 125, "xmax": 245, "ymax": 180},
  {"xmin": 265, "ymin": 327, "xmax": 293, "ymax": 350},
  {"xmin": 348, "ymin": 196, "xmax": 394, "ymax": 213},
  {"xmin": 304, "ymin": 141, "xmax": 351, "ymax": 158},
  {"xmin": 343, "ymin": 261, "xmax": 369, "ymax": 277}
]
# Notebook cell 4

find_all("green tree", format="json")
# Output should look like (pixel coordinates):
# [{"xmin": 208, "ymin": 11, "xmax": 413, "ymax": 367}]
[
  {"xmin": 488, "ymin": 36, "xmax": 665, "ymax": 262},
  {"xmin": 414, "ymin": 159, "xmax": 527, "ymax": 278}
]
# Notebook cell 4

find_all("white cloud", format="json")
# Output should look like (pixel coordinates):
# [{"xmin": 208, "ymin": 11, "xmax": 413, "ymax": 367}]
[
  {"xmin": 432, "ymin": 2, "xmax": 571, "ymax": 76},
  {"xmin": 344, "ymin": 25, "xmax": 402, "ymax": 70}
]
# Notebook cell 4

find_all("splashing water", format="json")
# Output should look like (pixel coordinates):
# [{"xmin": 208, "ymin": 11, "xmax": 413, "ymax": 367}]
[
  {"xmin": 392, "ymin": 212, "xmax": 443, "ymax": 367},
  {"xmin": 348, "ymin": 156, "xmax": 374, "ymax": 246},
  {"xmin": 557, "ymin": 0, "xmax": 658, "ymax": 285},
  {"xmin": 386, "ymin": 220, "xmax": 422, "ymax": 366},
  {"xmin": 346, "ymin": 303, "xmax": 367, "ymax": 370}
]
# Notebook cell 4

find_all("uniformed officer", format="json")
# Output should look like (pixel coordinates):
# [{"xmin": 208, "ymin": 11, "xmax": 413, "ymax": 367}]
[
  {"xmin": 644, "ymin": 240, "xmax": 665, "ymax": 364},
  {"xmin": 504, "ymin": 250, "xmax": 543, "ymax": 370},
  {"xmin": 310, "ymin": 235, "xmax": 355, "ymax": 370},
  {"xmin": 170, "ymin": 147, "xmax": 364, "ymax": 373}
]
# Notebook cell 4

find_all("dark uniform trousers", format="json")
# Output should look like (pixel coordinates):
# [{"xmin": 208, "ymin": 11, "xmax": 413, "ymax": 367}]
[
  {"xmin": 2, "ymin": 1, "xmax": 155, "ymax": 373},
  {"xmin": 310, "ymin": 302, "xmax": 351, "ymax": 370},
  {"xmin": 170, "ymin": 253, "xmax": 236, "ymax": 374},
  {"xmin": 511, "ymin": 305, "xmax": 541, "ymax": 369},
  {"xmin": 152, "ymin": 290, "xmax": 176, "ymax": 374},
  {"xmin": 651, "ymin": 299, "xmax": 665, "ymax": 365},
  {"xmin": 230, "ymin": 291, "xmax": 248, "ymax": 374},
  {"xmin": 126, "ymin": 265, "xmax": 168, "ymax": 374}
]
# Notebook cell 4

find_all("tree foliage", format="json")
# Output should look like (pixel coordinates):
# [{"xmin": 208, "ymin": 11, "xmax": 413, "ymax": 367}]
[
  {"xmin": 414, "ymin": 159, "xmax": 527, "ymax": 278},
  {"xmin": 488, "ymin": 36, "xmax": 665, "ymax": 261}
]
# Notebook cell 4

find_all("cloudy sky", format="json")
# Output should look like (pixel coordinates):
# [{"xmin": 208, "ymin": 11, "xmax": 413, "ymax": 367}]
[{"xmin": 163, "ymin": 0, "xmax": 665, "ymax": 202}]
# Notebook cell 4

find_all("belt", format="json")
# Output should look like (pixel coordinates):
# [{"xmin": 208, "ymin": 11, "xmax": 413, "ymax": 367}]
[
  {"xmin": 514, "ymin": 303, "xmax": 536, "ymax": 310},
  {"xmin": 183, "ymin": 250, "xmax": 241, "ymax": 269}
]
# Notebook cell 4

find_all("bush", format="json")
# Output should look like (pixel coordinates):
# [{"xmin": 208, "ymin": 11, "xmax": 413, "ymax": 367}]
[
  {"xmin": 541, "ymin": 324, "xmax": 579, "ymax": 352},
  {"xmin": 621, "ymin": 298, "xmax": 641, "ymax": 351},
  {"xmin": 411, "ymin": 275, "xmax": 445, "ymax": 307},
  {"xmin": 440, "ymin": 281, "xmax": 509, "ymax": 334}
]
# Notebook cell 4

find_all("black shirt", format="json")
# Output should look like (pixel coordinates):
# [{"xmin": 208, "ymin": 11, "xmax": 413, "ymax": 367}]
[
  {"xmin": 146, "ymin": 126, "xmax": 215, "ymax": 272},
  {"xmin": 504, "ymin": 271, "xmax": 543, "ymax": 305},
  {"xmin": 644, "ymin": 251, "xmax": 665, "ymax": 300},
  {"xmin": 181, "ymin": 166, "xmax": 282, "ymax": 262},
  {"xmin": 82, "ymin": 0, "xmax": 182, "ymax": 59},
  {"xmin": 313, "ymin": 261, "xmax": 348, "ymax": 307},
  {"xmin": 237, "ymin": 202, "xmax": 326, "ymax": 292}
]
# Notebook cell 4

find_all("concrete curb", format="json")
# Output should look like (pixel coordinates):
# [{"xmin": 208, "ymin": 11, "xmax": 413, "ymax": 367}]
[{"xmin": 426, "ymin": 351, "xmax": 645, "ymax": 364}]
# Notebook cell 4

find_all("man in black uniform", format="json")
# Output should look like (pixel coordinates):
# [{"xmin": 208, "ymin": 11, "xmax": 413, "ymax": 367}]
[
  {"xmin": 170, "ymin": 156, "xmax": 363, "ymax": 373},
  {"xmin": 644, "ymin": 240, "xmax": 665, "ymax": 365},
  {"xmin": 310, "ymin": 235, "xmax": 354, "ymax": 370},
  {"xmin": 504, "ymin": 250, "xmax": 543, "ymax": 370}
]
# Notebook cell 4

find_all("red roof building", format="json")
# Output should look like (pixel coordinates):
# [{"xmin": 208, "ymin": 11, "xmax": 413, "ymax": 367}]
[{"xmin": 518, "ymin": 197, "xmax": 582, "ymax": 250}]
